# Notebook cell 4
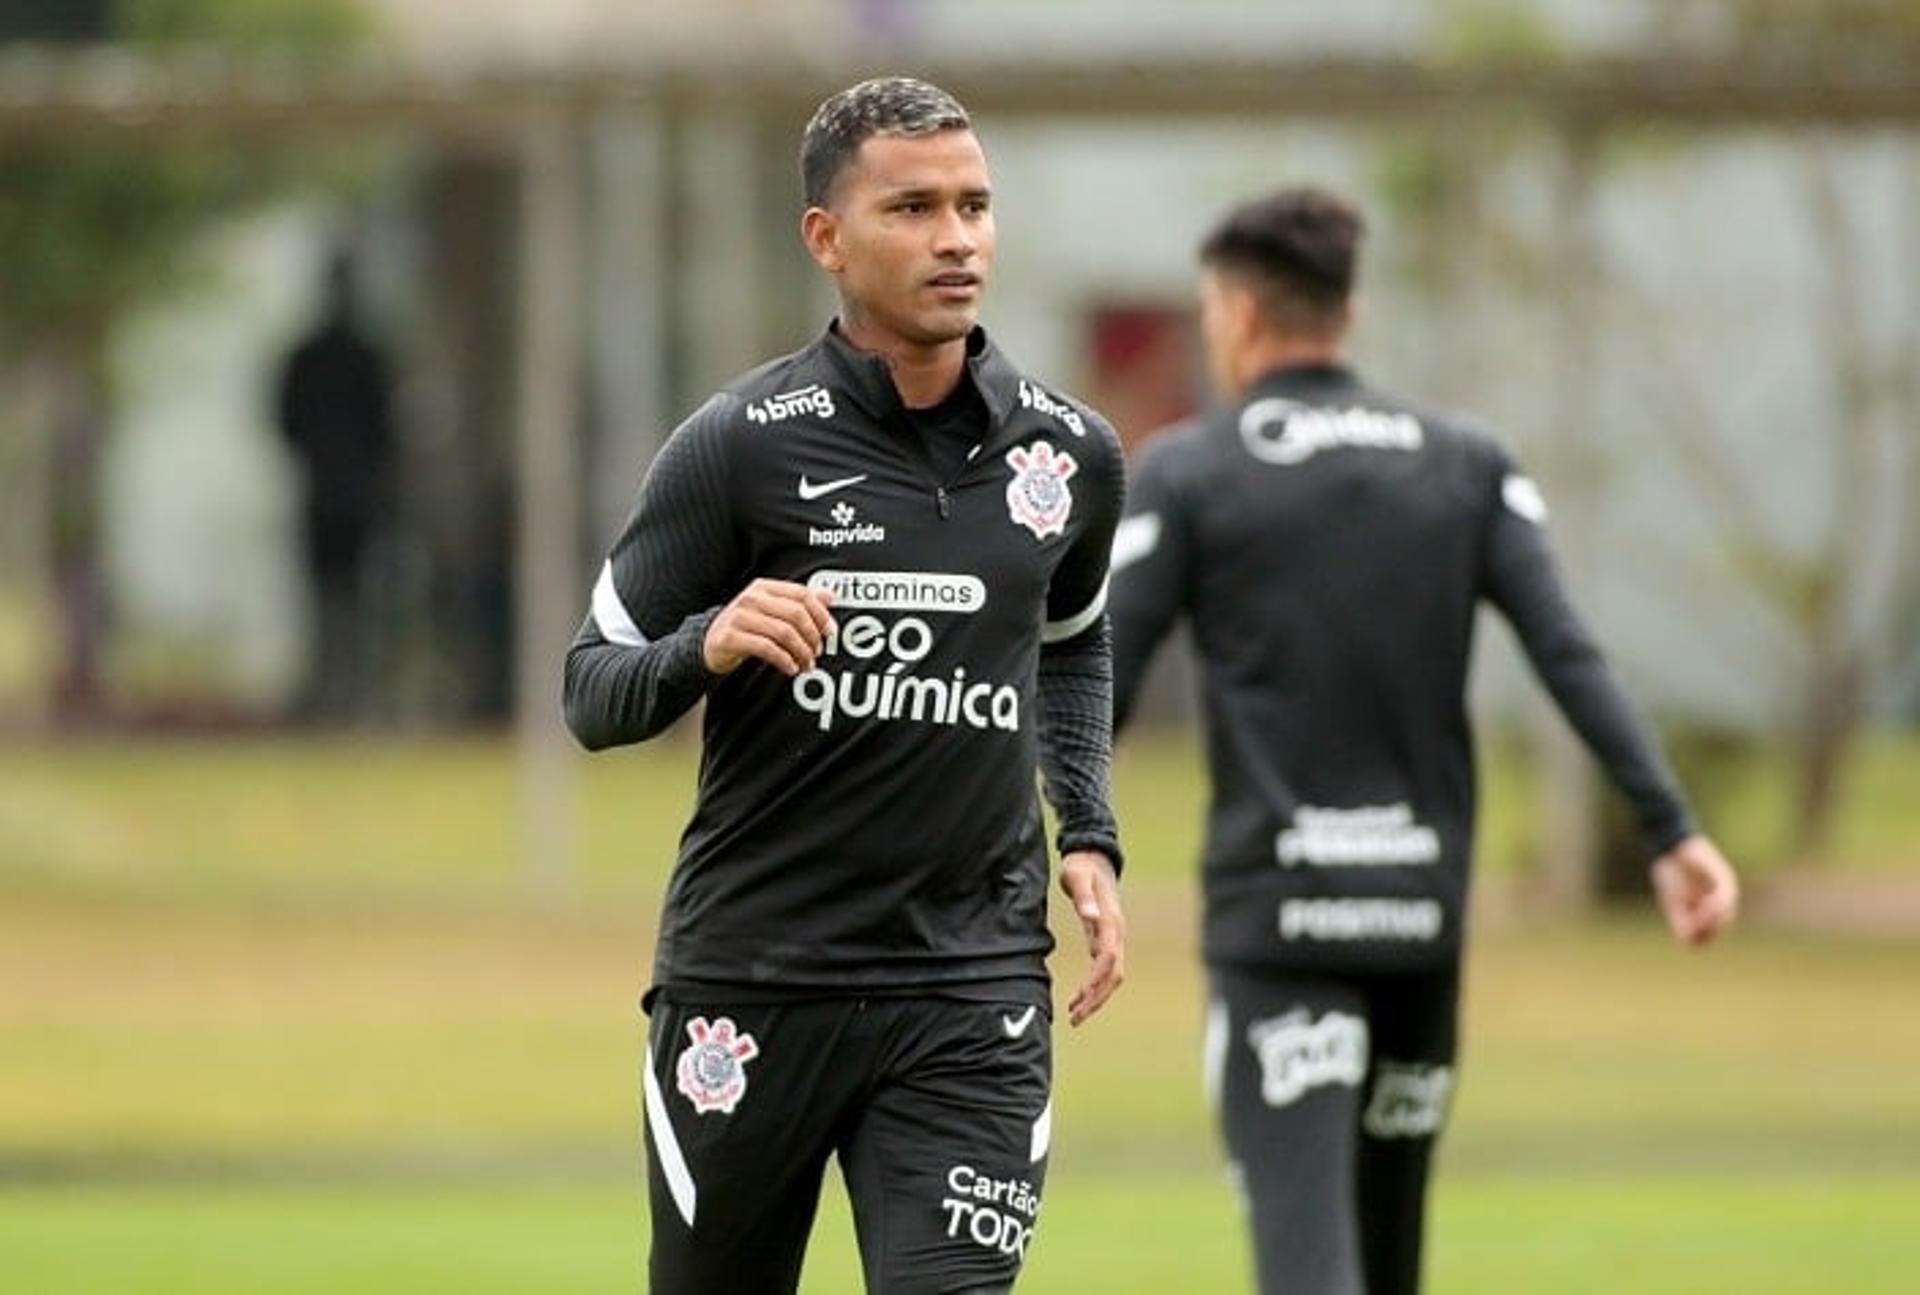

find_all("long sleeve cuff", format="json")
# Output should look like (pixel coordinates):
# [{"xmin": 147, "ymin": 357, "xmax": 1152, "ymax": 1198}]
[
  {"xmin": 562, "ymin": 608, "xmax": 720, "ymax": 750},
  {"xmin": 1037, "ymin": 617, "xmax": 1124, "ymax": 877}
]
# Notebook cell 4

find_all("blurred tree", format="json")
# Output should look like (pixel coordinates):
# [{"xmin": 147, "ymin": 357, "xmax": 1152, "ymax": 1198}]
[
  {"xmin": 1378, "ymin": 0, "xmax": 1920, "ymax": 881},
  {"xmin": 0, "ymin": 0, "xmax": 373, "ymax": 721},
  {"xmin": 1638, "ymin": 0, "xmax": 1920, "ymax": 864},
  {"xmin": 1375, "ymin": 3, "xmax": 1627, "ymax": 907}
]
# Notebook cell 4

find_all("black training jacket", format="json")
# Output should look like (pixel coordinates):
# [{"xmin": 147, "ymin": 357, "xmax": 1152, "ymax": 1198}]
[
  {"xmin": 566, "ymin": 323, "xmax": 1125, "ymax": 1005},
  {"xmin": 1111, "ymin": 363, "xmax": 1693, "ymax": 974}
]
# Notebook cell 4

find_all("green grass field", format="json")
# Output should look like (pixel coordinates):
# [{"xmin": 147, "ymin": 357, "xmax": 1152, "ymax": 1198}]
[
  {"xmin": 7, "ymin": 1173, "xmax": 1919, "ymax": 1294},
  {"xmin": 2, "ymin": 734, "xmax": 1918, "ymax": 1292}
]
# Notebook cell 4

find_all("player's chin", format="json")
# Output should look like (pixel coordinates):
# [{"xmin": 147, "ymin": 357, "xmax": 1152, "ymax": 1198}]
[{"xmin": 908, "ymin": 303, "xmax": 980, "ymax": 344}]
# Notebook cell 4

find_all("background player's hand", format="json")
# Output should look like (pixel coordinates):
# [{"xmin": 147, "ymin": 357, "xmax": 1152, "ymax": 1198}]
[
  {"xmin": 1651, "ymin": 834, "xmax": 1739, "ymax": 947},
  {"xmin": 703, "ymin": 579, "xmax": 834, "ymax": 677},
  {"xmin": 1059, "ymin": 850, "xmax": 1126, "ymax": 1027}
]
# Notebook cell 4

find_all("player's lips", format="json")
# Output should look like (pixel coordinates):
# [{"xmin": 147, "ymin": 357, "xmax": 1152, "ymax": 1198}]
[{"xmin": 925, "ymin": 271, "xmax": 981, "ymax": 297}]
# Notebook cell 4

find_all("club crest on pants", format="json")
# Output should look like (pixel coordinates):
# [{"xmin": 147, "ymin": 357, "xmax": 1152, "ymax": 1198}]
[
  {"xmin": 675, "ymin": 1016, "xmax": 760, "ymax": 1115},
  {"xmin": 1004, "ymin": 441, "xmax": 1077, "ymax": 539}
]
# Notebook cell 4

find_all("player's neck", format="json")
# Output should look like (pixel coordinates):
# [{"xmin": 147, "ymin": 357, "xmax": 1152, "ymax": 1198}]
[
  {"xmin": 837, "ymin": 313, "xmax": 968, "ymax": 409},
  {"xmin": 1234, "ymin": 333, "xmax": 1346, "ymax": 394}
]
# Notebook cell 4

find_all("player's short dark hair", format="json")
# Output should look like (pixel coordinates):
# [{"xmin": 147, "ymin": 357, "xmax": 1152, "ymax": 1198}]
[
  {"xmin": 1200, "ymin": 187, "xmax": 1365, "ymax": 332},
  {"xmin": 800, "ymin": 77, "xmax": 973, "ymax": 209}
]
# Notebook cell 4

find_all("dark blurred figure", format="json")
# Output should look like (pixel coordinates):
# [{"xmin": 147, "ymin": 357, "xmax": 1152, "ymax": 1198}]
[
  {"xmin": 0, "ymin": 1, "xmax": 110, "ymax": 41},
  {"xmin": 276, "ymin": 251, "xmax": 397, "ymax": 722}
]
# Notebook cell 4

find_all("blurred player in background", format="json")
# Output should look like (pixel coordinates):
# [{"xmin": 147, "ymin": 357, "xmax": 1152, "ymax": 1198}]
[
  {"xmin": 1108, "ymin": 186, "xmax": 1738, "ymax": 1295},
  {"xmin": 565, "ymin": 77, "xmax": 1128, "ymax": 1293}
]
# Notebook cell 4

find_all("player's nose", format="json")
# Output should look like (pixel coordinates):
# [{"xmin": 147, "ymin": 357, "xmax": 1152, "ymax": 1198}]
[{"xmin": 930, "ymin": 207, "xmax": 977, "ymax": 260}]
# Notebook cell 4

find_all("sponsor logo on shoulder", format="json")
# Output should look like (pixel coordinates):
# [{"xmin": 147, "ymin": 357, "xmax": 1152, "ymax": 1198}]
[
  {"xmin": 1502, "ymin": 472, "xmax": 1549, "ymax": 524},
  {"xmin": 1111, "ymin": 513, "xmax": 1162, "ymax": 572},
  {"xmin": 1017, "ymin": 379, "xmax": 1086, "ymax": 436},
  {"xmin": 1004, "ymin": 440, "xmax": 1077, "ymax": 540},
  {"xmin": 1277, "ymin": 803, "xmax": 1440, "ymax": 868},
  {"xmin": 1240, "ymin": 396, "xmax": 1423, "ymax": 465},
  {"xmin": 1247, "ymin": 1008, "xmax": 1368, "ymax": 1108},
  {"xmin": 1279, "ymin": 898, "xmax": 1443, "ymax": 943},
  {"xmin": 674, "ymin": 1016, "xmax": 759, "ymax": 1115},
  {"xmin": 746, "ymin": 383, "xmax": 836, "ymax": 425}
]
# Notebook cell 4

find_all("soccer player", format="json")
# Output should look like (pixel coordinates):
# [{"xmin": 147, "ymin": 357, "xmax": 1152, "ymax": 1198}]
[
  {"xmin": 564, "ymin": 78, "xmax": 1128, "ymax": 1294},
  {"xmin": 1108, "ymin": 186, "xmax": 1739, "ymax": 1295}
]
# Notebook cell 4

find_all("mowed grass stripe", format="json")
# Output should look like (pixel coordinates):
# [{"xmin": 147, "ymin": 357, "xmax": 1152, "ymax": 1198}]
[
  {"xmin": 4, "ymin": 890, "xmax": 1918, "ymax": 1170},
  {"xmin": 3, "ymin": 1172, "xmax": 1916, "ymax": 1294}
]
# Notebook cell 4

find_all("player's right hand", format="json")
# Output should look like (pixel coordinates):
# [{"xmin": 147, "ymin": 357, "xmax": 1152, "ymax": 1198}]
[
  {"xmin": 704, "ymin": 579, "xmax": 835, "ymax": 677},
  {"xmin": 1059, "ymin": 850, "xmax": 1126, "ymax": 1027},
  {"xmin": 1651, "ymin": 834, "xmax": 1739, "ymax": 947}
]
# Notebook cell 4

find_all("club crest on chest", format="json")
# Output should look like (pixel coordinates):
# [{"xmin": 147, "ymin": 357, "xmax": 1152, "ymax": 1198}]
[{"xmin": 1004, "ymin": 440, "xmax": 1077, "ymax": 540}]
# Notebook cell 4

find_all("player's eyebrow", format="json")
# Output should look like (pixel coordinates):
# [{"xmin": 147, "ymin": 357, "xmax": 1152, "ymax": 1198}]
[{"xmin": 876, "ymin": 180, "xmax": 993, "ymax": 202}]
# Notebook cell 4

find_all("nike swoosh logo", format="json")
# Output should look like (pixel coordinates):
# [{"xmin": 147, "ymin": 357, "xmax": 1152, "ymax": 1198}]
[
  {"xmin": 798, "ymin": 473, "xmax": 868, "ymax": 501},
  {"xmin": 1001, "ymin": 1006, "xmax": 1038, "ymax": 1039}
]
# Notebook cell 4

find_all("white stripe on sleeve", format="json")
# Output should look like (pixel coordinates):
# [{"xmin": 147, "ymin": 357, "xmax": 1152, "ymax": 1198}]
[
  {"xmin": 592, "ymin": 559, "xmax": 649, "ymax": 647},
  {"xmin": 1202, "ymin": 999, "xmax": 1229, "ymax": 1112},
  {"xmin": 1110, "ymin": 513, "xmax": 1162, "ymax": 572},
  {"xmin": 1041, "ymin": 578, "xmax": 1108, "ymax": 644}
]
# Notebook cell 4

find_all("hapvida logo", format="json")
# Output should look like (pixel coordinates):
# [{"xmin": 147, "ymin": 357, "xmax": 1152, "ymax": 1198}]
[{"xmin": 808, "ymin": 500, "xmax": 885, "ymax": 548}]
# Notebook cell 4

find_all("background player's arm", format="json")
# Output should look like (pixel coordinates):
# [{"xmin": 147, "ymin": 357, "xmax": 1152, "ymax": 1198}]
[
  {"xmin": 1038, "ymin": 421, "xmax": 1128, "ymax": 1023},
  {"xmin": 563, "ymin": 400, "xmax": 749, "ymax": 750},
  {"xmin": 1107, "ymin": 428, "xmax": 1197, "ymax": 733},
  {"xmin": 1479, "ymin": 450, "xmax": 1737, "ymax": 942}
]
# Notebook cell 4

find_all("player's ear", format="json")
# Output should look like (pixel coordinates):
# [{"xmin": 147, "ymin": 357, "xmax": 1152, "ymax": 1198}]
[
  {"xmin": 1228, "ymin": 280, "xmax": 1264, "ymax": 348},
  {"xmin": 802, "ymin": 206, "xmax": 845, "ymax": 274}
]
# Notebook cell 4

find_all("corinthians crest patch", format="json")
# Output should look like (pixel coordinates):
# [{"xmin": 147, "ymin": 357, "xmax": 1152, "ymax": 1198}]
[
  {"xmin": 1004, "ymin": 441, "xmax": 1078, "ymax": 540},
  {"xmin": 675, "ymin": 1016, "xmax": 759, "ymax": 1115}
]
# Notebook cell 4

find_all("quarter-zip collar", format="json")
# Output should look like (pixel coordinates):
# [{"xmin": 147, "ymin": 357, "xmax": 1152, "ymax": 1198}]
[{"xmin": 819, "ymin": 320, "xmax": 1021, "ymax": 430}]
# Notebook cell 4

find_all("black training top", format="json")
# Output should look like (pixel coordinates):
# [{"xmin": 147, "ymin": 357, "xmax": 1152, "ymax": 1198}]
[
  {"xmin": 1110, "ymin": 362, "xmax": 1693, "ymax": 974},
  {"xmin": 566, "ymin": 323, "xmax": 1126, "ymax": 1006}
]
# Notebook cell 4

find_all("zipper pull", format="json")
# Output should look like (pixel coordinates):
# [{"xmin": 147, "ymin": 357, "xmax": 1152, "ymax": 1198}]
[{"xmin": 935, "ymin": 487, "xmax": 951, "ymax": 519}]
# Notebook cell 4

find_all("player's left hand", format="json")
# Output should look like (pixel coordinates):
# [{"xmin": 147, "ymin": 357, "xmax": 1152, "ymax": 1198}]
[
  {"xmin": 1651, "ymin": 834, "xmax": 1739, "ymax": 947},
  {"xmin": 1059, "ymin": 850, "xmax": 1126, "ymax": 1027}
]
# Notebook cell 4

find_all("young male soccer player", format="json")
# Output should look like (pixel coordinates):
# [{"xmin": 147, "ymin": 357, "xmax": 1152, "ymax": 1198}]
[
  {"xmin": 1108, "ymin": 186, "xmax": 1739, "ymax": 1295},
  {"xmin": 564, "ymin": 78, "xmax": 1129, "ymax": 1294}
]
